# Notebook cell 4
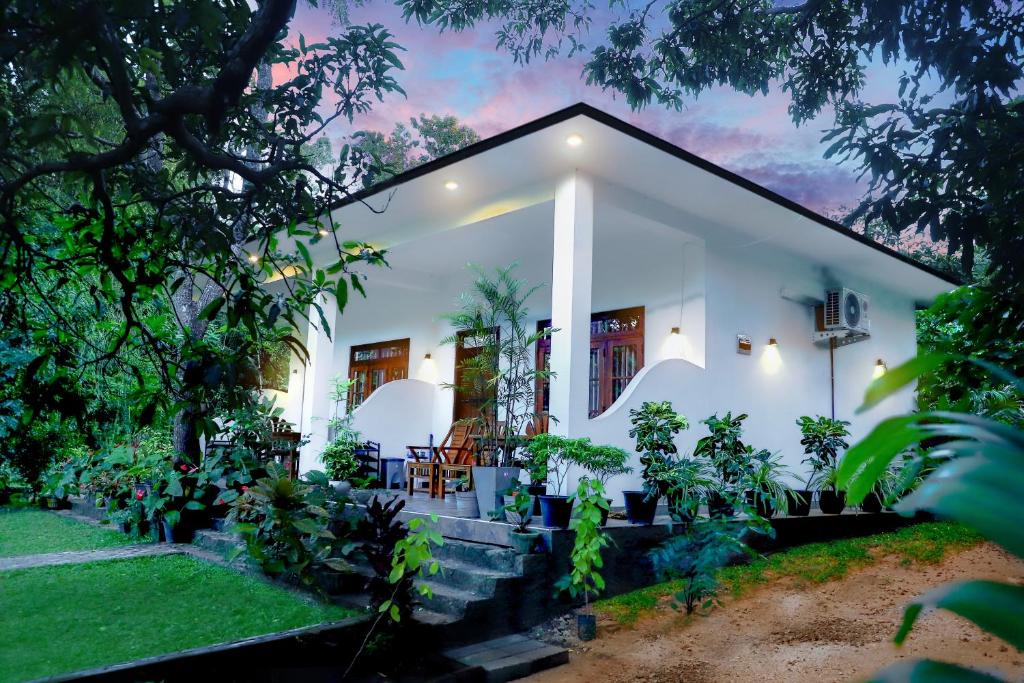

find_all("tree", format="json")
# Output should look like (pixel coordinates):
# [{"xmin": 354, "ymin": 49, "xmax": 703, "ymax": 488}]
[
  {"xmin": 399, "ymin": 0, "xmax": 1024, "ymax": 290},
  {"xmin": 0, "ymin": 2, "xmax": 404, "ymax": 463},
  {"xmin": 351, "ymin": 113, "xmax": 479, "ymax": 185}
]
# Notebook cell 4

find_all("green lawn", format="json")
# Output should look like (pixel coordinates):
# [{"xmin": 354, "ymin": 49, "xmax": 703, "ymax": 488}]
[
  {"xmin": 596, "ymin": 522, "xmax": 983, "ymax": 626},
  {"xmin": 0, "ymin": 509, "xmax": 134, "ymax": 557},
  {"xmin": 0, "ymin": 554, "xmax": 357, "ymax": 682}
]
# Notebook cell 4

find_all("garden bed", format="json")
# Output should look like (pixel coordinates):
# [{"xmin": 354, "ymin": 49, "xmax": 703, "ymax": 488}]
[
  {"xmin": 0, "ymin": 508, "xmax": 133, "ymax": 558},
  {"xmin": 0, "ymin": 554, "xmax": 356, "ymax": 682}
]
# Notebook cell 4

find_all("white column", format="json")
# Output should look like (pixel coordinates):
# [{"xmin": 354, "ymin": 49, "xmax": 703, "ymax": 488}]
[
  {"xmin": 548, "ymin": 171, "xmax": 594, "ymax": 436},
  {"xmin": 299, "ymin": 293, "xmax": 342, "ymax": 473}
]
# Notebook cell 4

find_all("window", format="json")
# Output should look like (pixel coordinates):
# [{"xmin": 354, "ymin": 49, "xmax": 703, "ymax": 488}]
[
  {"xmin": 536, "ymin": 306, "xmax": 644, "ymax": 418},
  {"xmin": 348, "ymin": 338, "xmax": 410, "ymax": 409}
]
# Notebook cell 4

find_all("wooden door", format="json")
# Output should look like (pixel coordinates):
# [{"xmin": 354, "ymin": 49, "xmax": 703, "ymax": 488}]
[{"xmin": 453, "ymin": 329, "xmax": 498, "ymax": 423}]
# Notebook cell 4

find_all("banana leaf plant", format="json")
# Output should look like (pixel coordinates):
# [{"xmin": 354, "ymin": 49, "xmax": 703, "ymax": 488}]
[{"xmin": 838, "ymin": 353, "xmax": 1024, "ymax": 682}]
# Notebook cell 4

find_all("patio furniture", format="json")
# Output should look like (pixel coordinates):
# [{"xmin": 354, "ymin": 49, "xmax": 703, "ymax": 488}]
[
  {"xmin": 406, "ymin": 424, "xmax": 477, "ymax": 498},
  {"xmin": 354, "ymin": 441, "xmax": 381, "ymax": 483}
]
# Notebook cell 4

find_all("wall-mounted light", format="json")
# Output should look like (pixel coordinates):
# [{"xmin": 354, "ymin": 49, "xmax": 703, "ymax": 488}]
[
  {"xmin": 761, "ymin": 337, "xmax": 782, "ymax": 374},
  {"xmin": 247, "ymin": 253, "xmax": 260, "ymax": 263},
  {"xmin": 417, "ymin": 352, "xmax": 438, "ymax": 383},
  {"xmin": 444, "ymin": 180, "xmax": 459, "ymax": 191},
  {"xmin": 670, "ymin": 326, "xmax": 680, "ymax": 336},
  {"xmin": 873, "ymin": 358, "xmax": 887, "ymax": 379},
  {"xmin": 565, "ymin": 133, "xmax": 584, "ymax": 147},
  {"xmin": 424, "ymin": 353, "xmax": 432, "ymax": 360},
  {"xmin": 318, "ymin": 228, "xmax": 329, "ymax": 237},
  {"xmin": 736, "ymin": 334, "xmax": 752, "ymax": 355}
]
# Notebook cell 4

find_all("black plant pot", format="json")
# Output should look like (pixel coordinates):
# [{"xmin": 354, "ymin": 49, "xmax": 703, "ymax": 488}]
[
  {"xmin": 707, "ymin": 492, "xmax": 735, "ymax": 518},
  {"xmin": 528, "ymin": 484, "xmax": 546, "ymax": 516},
  {"xmin": 539, "ymin": 495, "xmax": 573, "ymax": 529},
  {"xmin": 787, "ymin": 489, "xmax": 812, "ymax": 517},
  {"xmin": 577, "ymin": 613, "xmax": 597, "ymax": 641},
  {"xmin": 818, "ymin": 490, "xmax": 846, "ymax": 514},
  {"xmin": 860, "ymin": 491, "xmax": 883, "ymax": 514},
  {"xmin": 745, "ymin": 491, "xmax": 775, "ymax": 519},
  {"xmin": 623, "ymin": 491, "xmax": 658, "ymax": 525},
  {"xmin": 600, "ymin": 498, "xmax": 613, "ymax": 527}
]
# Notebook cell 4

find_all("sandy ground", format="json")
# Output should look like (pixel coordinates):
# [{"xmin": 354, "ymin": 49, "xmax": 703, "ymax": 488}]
[{"xmin": 525, "ymin": 543, "xmax": 1024, "ymax": 683}]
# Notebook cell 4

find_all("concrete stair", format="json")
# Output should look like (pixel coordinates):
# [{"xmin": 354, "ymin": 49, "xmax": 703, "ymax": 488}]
[{"xmin": 443, "ymin": 634, "xmax": 569, "ymax": 683}]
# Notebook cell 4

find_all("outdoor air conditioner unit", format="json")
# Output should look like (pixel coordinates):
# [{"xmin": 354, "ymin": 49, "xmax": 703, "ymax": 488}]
[{"xmin": 821, "ymin": 287, "xmax": 870, "ymax": 335}]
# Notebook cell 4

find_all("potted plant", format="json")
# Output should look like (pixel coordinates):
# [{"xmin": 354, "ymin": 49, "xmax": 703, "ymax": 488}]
[
  {"xmin": 695, "ymin": 412, "xmax": 751, "ymax": 517},
  {"xmin": 503, "ymin": 483, "xmax": 540, "ymax": 553},
  {"xmin": 575, "ymin": 442, "xmax": 632, "ymax": 525},
  {"xmin": 453, "ymin": 476, "xmax": 479, "ymax": 518},
  {"xmin": 626, "ymin": 401, "xmax": 689, "ymax": 525},
  {"xmin": 658, "ymin": 456, "xmax": 716, "ymax": 526},
  {"xmin": 797, "ymin": 415, "xmax": 851, "ymax": 514},
  {"xmin": 741, "ymin": 450, "xmax": 793, "ymax": 519},
  {"xmin": 520, "ymin": 442, "xmax": 550, "ymax": 515},
  {"xmin": 442, "ymin": 264, "xmax": 554, "ymax": 521},
  {"xmin": 528, "ymin": 434, "xmax": 580, "ymax": 528},
  {"xmin": 555, "ymin": 478, "xmax": 611, "ymax": 641},
  {"xmin": 320, "ymin": 428, "xmax": 362, "ymax": 498}
]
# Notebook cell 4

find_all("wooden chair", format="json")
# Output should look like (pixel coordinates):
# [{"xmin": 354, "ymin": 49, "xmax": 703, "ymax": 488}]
[
  {"xmin": 406, "ymin": 424, "xmax": 477, "ymax": 498},
  {"xmin": 434, "ymin": 432, "xmax": 478, "ymax": 500}
]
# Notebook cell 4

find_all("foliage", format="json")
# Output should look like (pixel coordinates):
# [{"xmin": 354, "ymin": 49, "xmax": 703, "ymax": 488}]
[
  {"xmin": 443, "ymin": 263, "xmax": 553, "ymax": 467},
  {"xmin": 228, "ymin": 465, "xmax": 349, "ymax": 589},
  {"xmin": 596, "ymin": 522, "xmax": 981, "ymax": 626},
  {"xmin": 916, "ymin": 287, "xmax": 1024, "ymax": 426},
  {"xmin": 695, "ymin": 412, "xmax": 751, "ymax": 494},
  {"xmin": 839, "ymin": 356, "xmax": 1024, "ymax": 680},
  {"xmin": 797, "ymin": 415, "xmax": 851, "ymax": 492},
  {"xmin": 555, "ymin": 478, "xmax": 611, "ymax": 607},
  {"xmin": 628, "ymin": 401, "xmax": 688, "ymax": 499},
  {"xmin": 502, "ymin": 482, "xmax": 535, "ymax": 533},
  {"xmin": 1, "ymin": 554, "xmax": 352, "ymax": 683},
  {"xmin": 649, "ymin": 516, "xmax": 754, "ymax": 615},
  {"xmin": 0, "ymin": 460, "xmax": 27, "ymax": 492},
  {"xmin": 409, "ymin": 0, "xmax": 1024, "ymax": 286},
  {"xmin": 1, "ymin": 1, "xmax": 403, "ymax": 468},
  {"xmin": 356, "ymin": 495, "xmax": 442, "ymax": 624},
  {"xmin": 742, "ymin": 450, "xmax": 796, "ymax": 515},
  {"xmin": 574, "ymin": 442, "xmax": 632, "ymax": 485},
  {"xmin": 525, "ymin": 433, "xmax": 586, "ymax": 496},
  {"xmin": 351, "ymin": 113, "xmax": 480, "ymax": 185},
  {"xmin": 321, "ymin": 435, "xmax": 362, "ymax": 482}
]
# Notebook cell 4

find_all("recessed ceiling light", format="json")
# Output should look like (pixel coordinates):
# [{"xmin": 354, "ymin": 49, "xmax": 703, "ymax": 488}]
[
  {"xmin": 444, "ymin": 180, "xmax": 459, "ymax": 191},
  {"xmin": 566, "ymin": 133, "xmax": 584, "ymax": 147}
]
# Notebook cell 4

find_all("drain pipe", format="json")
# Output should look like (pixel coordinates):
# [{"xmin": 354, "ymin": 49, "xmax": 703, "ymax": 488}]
[{"xmin": 829, "ymin": 337, "xmax": 837, "ymax": 420}]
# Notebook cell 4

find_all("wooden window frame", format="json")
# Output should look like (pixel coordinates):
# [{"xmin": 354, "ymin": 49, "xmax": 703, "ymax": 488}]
[
  {"xmin": 535, "ymin": 306, "xmax": 645, "ymax": 418},
  {"xmin": 347, "ymin": 338, "xmax": 410, "ymax": 409}
]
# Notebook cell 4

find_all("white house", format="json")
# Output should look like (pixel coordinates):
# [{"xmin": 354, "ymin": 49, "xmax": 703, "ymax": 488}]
[{"xmin": 267, "ymin": 103, "xmax": 955, "ymax": 504}]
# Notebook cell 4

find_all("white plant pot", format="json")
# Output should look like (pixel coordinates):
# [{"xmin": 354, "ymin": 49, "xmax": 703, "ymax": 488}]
[{"xmin": 473, "ymin": 466, "xmax": 521, "ymax": 521}]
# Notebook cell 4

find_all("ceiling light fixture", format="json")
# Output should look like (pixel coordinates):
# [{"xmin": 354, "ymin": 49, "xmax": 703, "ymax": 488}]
[
  {"xmin": 444, "ymin": 180, "xmax": 459, "ymax": 191},
  {"xmin": 566, "ymin": 133, "xmax": 584, "ymax": 147}
]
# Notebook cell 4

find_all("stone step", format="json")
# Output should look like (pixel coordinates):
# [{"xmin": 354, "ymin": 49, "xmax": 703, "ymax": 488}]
[
  {"xmin": 443, "ymin": 634, "xmax": 568, "ymax": 683},
  {"xmin": 433, "ymin": 556, "xmax": 517, "ymax": 595},
  {"xmin": 432, "ymin": 538, "xmax": 520, "ymax": 574},
  {"xmin": 418, "ymin": 579, "xmax": 492, "ymax": 619}
]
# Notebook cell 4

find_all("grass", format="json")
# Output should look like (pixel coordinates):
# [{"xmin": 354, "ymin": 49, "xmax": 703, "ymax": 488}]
[
  {"xmin": 0, "ymin": 554, "xmax": 357, "ymax": 682},
  {"xmin": 0, "ymin": 509, "xmax": 134, "ymax": 557},
  {"xmin": 595, "ymin": 522, "xmax": 983, "ymax": 626}
]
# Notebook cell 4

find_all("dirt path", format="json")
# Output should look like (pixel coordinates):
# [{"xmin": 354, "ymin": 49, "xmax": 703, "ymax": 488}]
[{"xmin": 525, "ymin": 543, "xmax": 1024, "ymax": 682}]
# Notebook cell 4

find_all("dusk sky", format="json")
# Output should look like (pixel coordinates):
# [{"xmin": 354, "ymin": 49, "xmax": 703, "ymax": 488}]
[{"xmin": 287, "ymin": 2, "xmax": 910, "ymax": 216}]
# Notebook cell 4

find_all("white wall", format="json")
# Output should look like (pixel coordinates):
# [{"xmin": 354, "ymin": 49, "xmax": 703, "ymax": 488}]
[{"xmin": 284, "ymin": 184, "xmax": 924, "ymax": 495}]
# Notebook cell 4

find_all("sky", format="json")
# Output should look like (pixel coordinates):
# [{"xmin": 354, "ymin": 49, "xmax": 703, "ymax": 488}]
[{"xmin": 284, "ymin": 1, "xmax": 909, "ymax": 216}]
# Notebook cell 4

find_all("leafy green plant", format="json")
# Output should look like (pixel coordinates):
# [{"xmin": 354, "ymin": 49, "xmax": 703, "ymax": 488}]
[
  {"xmin": 525, "ymin": 433, "xmax": 586, "ymax": 496},
  {"xmin": 629, "ymin": 401, "xmax": 689, "ymax": 499},
  {"xmin": 742, "ymin": 450, "xmax": 795, "ymax": 517},
  {"xmin": 502, "ymin": 482, "xmax": 535, "ymax": 533},
  {"xmin": 577, "ymin": 442, "xmax": 632, "ymax": 486},
  {"xmin": 228, "ymin": 464, "xmax": 348, "ymax": 589},
  {"xmin": 443, "ymin": 263, "xmax": 554, "ymax": 467},
  {"xmin": 556, "ymin": 478, "xmax": 611, "ymax": 609},
  {"xmin": 320, "ymin": 434, "xmax": 362, "ymax": 482},
  {"xmin": 648, "ymin": 455, "xmax": 716, "ymax": 523},
  {"xmin": 695, "ymin": 412, "xmax": 751, "ymax": 492},
  {"xmin": 839, "ymin": 355, "xmax": 1024, "ymax": 681},
  {"xmin": 649, "ymin": 516, "xmax": 754, "ymax": 615},
  {"xmin": 797, "ymin": 415, "xmax": 851, "ymax": 491}
]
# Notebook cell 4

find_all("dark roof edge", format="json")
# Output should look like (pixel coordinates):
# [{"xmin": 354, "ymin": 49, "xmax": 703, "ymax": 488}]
[{"xmin": 332, "ymin": 102, "xmax": 961, "ymax": 287}]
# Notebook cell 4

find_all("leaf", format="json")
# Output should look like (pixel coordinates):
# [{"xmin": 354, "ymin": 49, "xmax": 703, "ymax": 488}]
[
  {"xmin": 838, "ymin": 414, "xmax": 930, "ymax": 503},
  {"xmin": 296, "ymin": 240, "xmax": 313, "ymax": 270},
  {"xmin": 858, "ymin": 354, "xmax": 952, "ymax": 413},
  {"xmin": 865, "ymin": 658, "xmax": 1004, "ymax": 682},
  {"xmin": 894, "ymin": 580, "xmax": 1024, "ymax": 650}
]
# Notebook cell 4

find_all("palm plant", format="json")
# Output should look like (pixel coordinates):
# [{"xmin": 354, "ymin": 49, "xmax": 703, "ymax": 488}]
[
  {"xmin": 742, "ymin": 450, "xmax": 794, "ymax": 518},
  {"xmin": 443, "ymin": 264, "xmax": 553, "ymax": 467},
  {"xmin": 840, "ymin": 354, "xmax": 1024, "ymax": 681}
]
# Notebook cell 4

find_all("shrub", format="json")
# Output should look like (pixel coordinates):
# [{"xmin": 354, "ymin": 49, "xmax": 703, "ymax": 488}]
[
  {"xmin": 320, "ymin": 433, "xmax": 362, "ymax": 482},
  {"xmin": 556, "ymin": 478, "xmax": 611, "ymax": 608},
  {"xmin": 797, "ymin": 415, "xmax": 851, "ymax": 491},
  {"xmin": 629, "ymin": 401, "xmax": 689, "ymax": 499}
]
